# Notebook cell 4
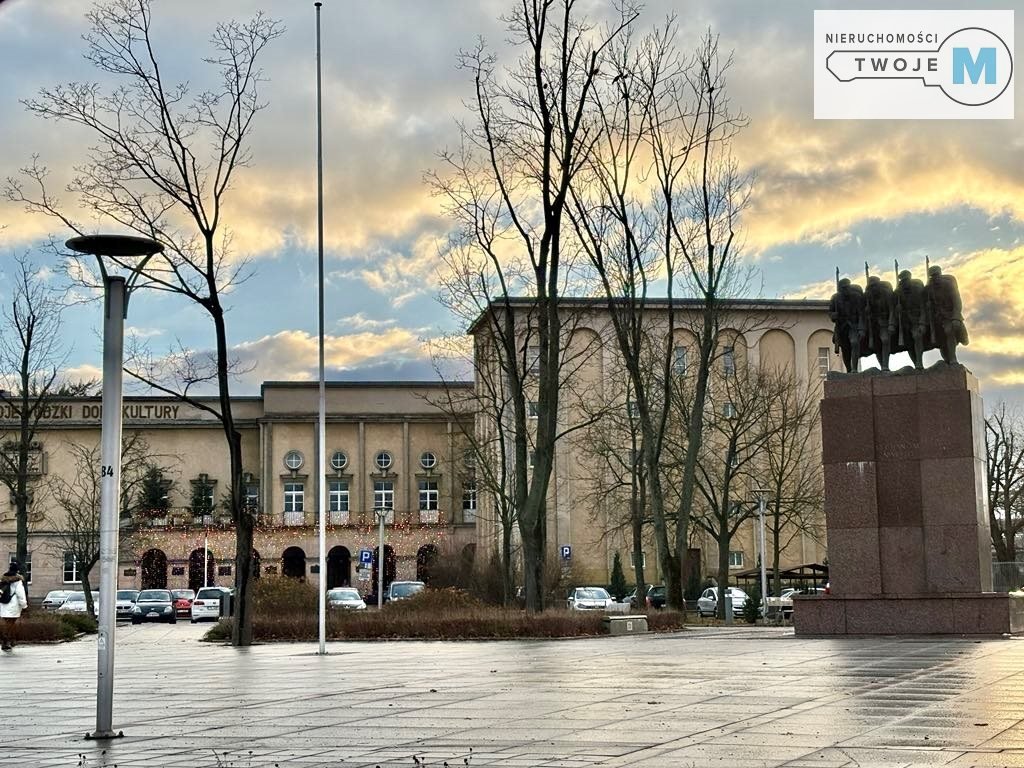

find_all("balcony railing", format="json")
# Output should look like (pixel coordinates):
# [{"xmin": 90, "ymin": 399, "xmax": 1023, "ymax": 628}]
[{"xmin": 125, "ymin": 507, "xmax": 461, "ymax": 529}]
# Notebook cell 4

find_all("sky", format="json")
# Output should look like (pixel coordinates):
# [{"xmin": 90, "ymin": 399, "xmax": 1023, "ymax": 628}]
[{"xmin": 0, "ymin": 0, "xmax": 1021, "ymax": 406}]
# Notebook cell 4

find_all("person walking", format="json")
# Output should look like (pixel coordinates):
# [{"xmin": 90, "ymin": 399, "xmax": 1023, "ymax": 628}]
[{"xmin": 0, "ymin": 561, "xmax": 28, "ymax": 651}]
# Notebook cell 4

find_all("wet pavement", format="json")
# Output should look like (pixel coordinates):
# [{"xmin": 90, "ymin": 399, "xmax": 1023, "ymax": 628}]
[{"xmin": 3, "ymin": 623, "xmax": 1024, "ymax": 767}]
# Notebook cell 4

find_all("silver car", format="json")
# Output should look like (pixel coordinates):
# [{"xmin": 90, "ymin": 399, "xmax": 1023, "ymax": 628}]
[
  {"xmin": 41, "ymin": 590, "xmax": 75, "ymax": 611},
  {"xmin": 115, "ymin": 590, "xmax": 140, "ymax": 620},
  {"xmin": 696, "ymin": 586, "xmax": 749, "ymax": 617},
  {"xmin": 57, "ymin": 591, "xmax": 100, "ymax": 616},
  {"xmin": 567, "ymin": 586, "xmax": 614, "ymax": 611},
  {"xmin": 327, "ymin": 588, "xmax": 366, "ymax": 610}
]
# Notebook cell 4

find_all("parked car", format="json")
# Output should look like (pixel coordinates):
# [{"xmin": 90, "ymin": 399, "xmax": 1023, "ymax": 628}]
[
  {"xmin": 190, "ymin": 586, "xmax": 231, "ymax": 623},
  {"xmin": 765, "ymin": 587, "xmax": 799, "ymax": 617},
  {"xmin": 171, "ymin": 589, "xmax": 196, "ymax": 617},
  {"xmin": 645, "ymin": 585, "xmax": 667, "ymax": 610},
  {"xmin": 386, "ymin": 581, "xmax": 425, "ymax": 603},
  {"xmin": 696, "ymin": 586, "xmax": 749, "ymax": 617},
  {"xmin": 41, "ymin": 590, "xmax": 75, "ymax": 611},
  {"xmin": 57, "ymin": 591, "xmax": 99, "ymax": 616},
  {"xmin": 115, "ymin": 590, "xmax": 140, "ymax": 620},
  {"xmin": 131, "ymin": 589, "xmax": 176, "ymax": 624},
  {"xmin": 567, "ymin": 586, "xmax": 614, "ymax": 611},
  {"xmin": 327, "ymin": 587, "xmax": 366, "ymax": 610}
]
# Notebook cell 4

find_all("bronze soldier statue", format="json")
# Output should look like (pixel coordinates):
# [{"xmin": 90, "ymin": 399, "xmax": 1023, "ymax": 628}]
[
  {"xmin": 863, "ymin": 274, "xmax": 895, "ymax": 370},
  {"xmin": 894, "ymin": 270, "xmax": 928, "ymax": 369},
  {"xmin": 925, "ymin": 265, "xmax": 969, "ymax": 364},
  {"xmin": 829, "ymin": 277, "xmax": 865, "ymax": 372}
]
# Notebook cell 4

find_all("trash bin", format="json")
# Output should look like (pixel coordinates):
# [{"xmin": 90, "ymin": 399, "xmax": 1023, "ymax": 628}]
[{"xmin": 219, "ymin": 590, "xmax": 233, "ymax": 618}]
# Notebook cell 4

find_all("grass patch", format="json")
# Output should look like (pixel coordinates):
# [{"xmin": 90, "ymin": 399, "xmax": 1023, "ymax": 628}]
[
  {"xmin": 9, "ymin": 611, "xmax": 97, "ymax": 642},
  {"xmin": 204, "ymin": 580, "xmax": 687, "ymax": 642}
]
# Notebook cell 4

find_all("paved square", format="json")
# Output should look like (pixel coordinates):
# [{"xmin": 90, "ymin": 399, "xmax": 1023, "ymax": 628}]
[{"xmin": 5, "ymin": 624, "xmax": 1024, "ymax": 767}]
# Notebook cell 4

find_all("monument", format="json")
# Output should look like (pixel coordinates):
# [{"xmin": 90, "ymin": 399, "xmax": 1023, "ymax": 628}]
[{"xmin": 797, "ymin": 262, "xmax": 1024, "ymax": 635}]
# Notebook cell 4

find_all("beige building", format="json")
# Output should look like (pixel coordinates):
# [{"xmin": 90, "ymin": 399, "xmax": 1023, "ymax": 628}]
[
  {"xmin": 0, "ymin": 382, "xmax": 478, "ymax": 596},
  {"xmin": 469, "ymin": 298, "xmax": 838, "ymax": 590}
]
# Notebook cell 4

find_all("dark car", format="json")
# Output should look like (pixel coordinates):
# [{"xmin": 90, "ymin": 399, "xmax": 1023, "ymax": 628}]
[
  {"xmin": 645, "ymin": 585, "xmax": 667, "ymax": 609},
  {"xmin": 130, "ymin": 589, "xmax": 177, "ymax": 624}
]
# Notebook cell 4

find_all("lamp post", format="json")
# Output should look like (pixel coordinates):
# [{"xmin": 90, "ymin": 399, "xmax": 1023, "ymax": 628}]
[
  {"xmin": 374, "ymin": 506, "xmax": 388, "ymax": 609},
  {"xmin": 66, "ymin": 234, "xmax": 162, "ymax": 741},
  {"xmin": 314, "ymin": 0, "xmax": 328, "ymax": 658},
  {"xmin": 753, "ymin": 488, "xmax": 770, "ymax": 625}
]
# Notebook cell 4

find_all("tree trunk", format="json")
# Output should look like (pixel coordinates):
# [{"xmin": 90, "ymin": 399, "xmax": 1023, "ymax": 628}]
[
  {"xmin": 82, "ymin": 569, "xmax": 95, "ymax": 618},
  {"xmin": 502, "ymin": 517, "xmax": 514, "ymax": 606},
  {"xmin": 631, "ymin": 507, "xmax": 645, "ymax": 606},
  {"xmin": 716, "ymin": 532, "xmax": 730, "ymax": 619},
  {"xmin": 15, "ymin": 383, "xmax": 31, "ymax": 567}
]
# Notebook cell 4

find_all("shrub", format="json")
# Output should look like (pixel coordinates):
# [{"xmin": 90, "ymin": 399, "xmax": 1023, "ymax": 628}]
[
  {"xmin": 384, "ymin": 587, "xmax": 483, "ymax": 614},
  {"xmin": 609, "ymin": 553, "xmax": 628, "ymax": 601},
  {"xmin": 11, "ymin": 613, "xmax": 78, "ymax": 642},
  {"xmin": 741, "ymin": 597, "xmax": 759, "ymax": 624},
  {"xmin": 252, "ymin": 576, "xmax": 318, "ymax": 618},
  {"xmin": 57, "ymin": 612, "xmax": 98, "ymax": 635}
]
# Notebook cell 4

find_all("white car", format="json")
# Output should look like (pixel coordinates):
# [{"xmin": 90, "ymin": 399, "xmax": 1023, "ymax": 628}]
[
  {"xmin": 696, "ymin": 587, "xmax": 749, "ymax": 618},
  {"xmin": 115, "ymin": 590, "xmax": 140, "ymax": 620},
  {"xmin": 567, "ymin": 586, "xmax": 614, "ymax": 611},
  {"xmin": 57, "ymin": 591, "xmax": 99, "ymax": 616},
  {"xmin": 327, "ymin": 588, "xmax": 366, "ymax": 610},
  {"xmin": 190, "ymin": 586, "xmax": 230, "ymax": 622},
  {"xmin": 386, "ymin": 581, "xmax": 425, "ymax": 603},
  {"xmin": 41, "ymin": 590, "xmax": 75, "ymax": 611}
]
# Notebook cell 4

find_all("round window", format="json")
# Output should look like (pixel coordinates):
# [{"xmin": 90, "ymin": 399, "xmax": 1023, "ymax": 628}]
[
  {"xmin": 330, "ymin": 451, "xmax": 348, "ymax": 471},
  {"xmin": 284, "ymin": 450, "xmax": 304, "ymax": 471},
  {"xmin": 375, "ymin": 451, "xmax": 393, "ymax": 471},
  {"xmin": 420, "ymin": 451, "xmax": 437, "ymax": 470}
]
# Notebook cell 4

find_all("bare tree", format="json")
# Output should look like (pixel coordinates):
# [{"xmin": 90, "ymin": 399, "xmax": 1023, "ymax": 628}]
[
  {"xmin": 690, "ymin": 364, "xmax": 786, "ymax": 617},
  {"xmin": 46, "ymin": 431, "xmax": 172, "ymax": 616},
  {"xmin": 5, "ymin": 0, "xmax": 282, "ymax": 645},
  {"xmin": 428, "ymin": 0, "xmax": 634, "ymax": 611},
  {"xmin": 986, "ymin": 404, "xmax": 1024, "ymax": 563},
  {"xmin": 751, "ymin": 370, "xmax": 825, "ymax": 598},
  {"xmin": 569, "ymin": 27, "xmax": 752, "ymax": 609},
  {"xmin": 0, "ymin": 254, "xmax": 95, "ymax": 569}
]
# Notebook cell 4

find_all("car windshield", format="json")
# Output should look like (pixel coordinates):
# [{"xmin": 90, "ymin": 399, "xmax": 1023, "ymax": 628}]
[
  {"xmin": 329, "ymin": 589, "xmax": 361, "ymax": 600},
  {"xmin": 196, "ymin": 588, "xmax": 224, "ymax": 600},
  {"xmin": 65, "ymin": 592, "xmax": 85, "ymax": 602},
  {"xmin": 116, "ymin": 591, "xmax": 138, "ymax": 601},
  {"xmin": 171, "ymin": 590, "xmax": 195, "ymax": 599},
  {"xmin": 650, "ymin": 586, "xmax": 665, "ymax": 595},
  {"xmin": 45, "ymin": 591, "xmax": 68, "ymax": 600},
  {"xmin": 576, "ymin": 588, "xmax": 610, "ymax": 599},
  {"xmin": 391, "ymin": 583, "xmax": 424, "ymax": 597},
  {"xmin": 138, "ymin": 590, "xmax": 170, "ymax": 601}
]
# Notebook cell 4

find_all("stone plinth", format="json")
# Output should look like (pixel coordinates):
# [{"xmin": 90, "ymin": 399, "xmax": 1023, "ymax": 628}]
[{"xmin": 795, "ymin": 365, "xmax": 1014, "ymax": 635}]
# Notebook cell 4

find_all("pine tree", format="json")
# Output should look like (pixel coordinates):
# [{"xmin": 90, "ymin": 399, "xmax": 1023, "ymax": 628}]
[
  {"xmin": 609, "ymin": 552, "xmax": 628, "ymax": 600},
  {"xmin": 138, "ymin": 467, "xmax": 169, "ymax": 520}
]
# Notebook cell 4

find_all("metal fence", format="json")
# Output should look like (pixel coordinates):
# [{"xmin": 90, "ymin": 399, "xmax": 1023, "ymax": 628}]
[{"xmin": 992, "ymin": 561, "xmax": 1024, "ymax": 593}]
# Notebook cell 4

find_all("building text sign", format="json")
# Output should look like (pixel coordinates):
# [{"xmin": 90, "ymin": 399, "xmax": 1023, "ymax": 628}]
[
  {"xmin": 815, "ymin": 10, "xmax": 1014, "ymax": 119},
  {"xmin": 0, "ymin": 403, "xmax": 183, "ymax": 422}
]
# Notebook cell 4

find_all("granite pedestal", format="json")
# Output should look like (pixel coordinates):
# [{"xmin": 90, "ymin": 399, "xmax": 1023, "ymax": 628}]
[{"xmin": 795, "ymin": 364, "xmax": 1024, "ymax": 635}]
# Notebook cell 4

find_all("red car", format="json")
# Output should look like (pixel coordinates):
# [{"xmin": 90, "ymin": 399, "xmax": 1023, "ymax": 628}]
[{"xmin": 171, "ymin": 589, "xmax": 196, "ymax": 617}]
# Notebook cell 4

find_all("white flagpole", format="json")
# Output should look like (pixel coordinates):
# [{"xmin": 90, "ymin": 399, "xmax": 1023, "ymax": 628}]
[{"xmin": 315, "ymin": 0, "xmax": 328, "ymax": 656}]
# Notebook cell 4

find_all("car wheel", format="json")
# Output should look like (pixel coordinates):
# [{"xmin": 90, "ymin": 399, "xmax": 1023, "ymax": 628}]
[
  {"xmin": 169, "ymin": 617, "xmax": 177, "ymax": 624},
  {"xmin": 131, "ymin": 619, "xmax": 139, "ymax": 625}
]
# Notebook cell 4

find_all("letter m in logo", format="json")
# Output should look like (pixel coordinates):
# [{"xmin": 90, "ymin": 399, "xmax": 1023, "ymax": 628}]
[{"xmin": 953, "ymin": 47, "xmax": 997, "ymax": 84}]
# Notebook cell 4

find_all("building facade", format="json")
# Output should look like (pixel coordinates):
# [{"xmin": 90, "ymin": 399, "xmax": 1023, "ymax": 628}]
[
  {"xmin": 0, "ymin": 382, "xmax": 477, "ymax": 597},
  {"xmin": 469, "ymin": 298, "xmax": 838, "ymax": 589}
]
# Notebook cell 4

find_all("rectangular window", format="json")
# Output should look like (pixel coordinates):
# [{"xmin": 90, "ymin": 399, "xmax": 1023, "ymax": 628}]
[
  {"xmin": 817, "ymin": 346, "xmax": 831, "ymax": 378},
  {"xmin": 63, "ymin": 552, "xmax": 79, "ymax": 584},
  {"xmin": 723, "ymin": 401, "xmax": 737, "ymax": 419},
  {"xmin": 329, "ymin": 480, "xmax": 349, "ymax": 525},
  {"xmin": 673, "ymin": 345, "xmax": 688, "ymax": 375},
  {"xmin": 529, "ymin": 451, "xmax": 536, "ymax": 469},
  {"xmin": 462, "ymin": 479, "xmax": 477, "ymax": 524},
  {"xmin": 525, "ymin": 344, "xmax": 540, "ymax": 373},
  {"xmin": 626, "ymin": 400, "xmax": 639, "ymax": 420},
  {"xmin": 728, "ymin": 551, "xmax": 744, "ymax": 568},
  {"xmin": 629, "ymin": 551, "xmax": 646, "ymax": 569},
  {"xmin": 528, "ymin": 401, "xmax": 538, "ymax": 419},
  {"xmin": 418, "ymin": 480, "xmax": 439, "ymax": 523},
  {"xmin": 244, "ymin": 483, "xmax": 260, "ymax": 511},
  {"xmin": 374, "ymin": 480, "xmax": 394, "ymax": 524},
  {"xmin": 284, "ymin": 481, "xmax": 304, "ymax": 526},
  {"xmin": 722, "ymin": 345, "xmax": 736, "ymax": 376}
]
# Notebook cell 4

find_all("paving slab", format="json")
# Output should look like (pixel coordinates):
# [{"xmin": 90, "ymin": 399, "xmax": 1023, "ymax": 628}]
[{"xmin": 4, "ymin": 625, "xmax": 1024, "ymax": 767}]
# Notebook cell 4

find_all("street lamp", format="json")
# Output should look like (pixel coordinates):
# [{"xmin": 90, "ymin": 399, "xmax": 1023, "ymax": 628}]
[
  {"xmin": 66, "ymin": 234, "xmax": 163, "ymax": 741},
  {"xmin": 752, "ymin": 488, "xmax": 770, "ymax": 625},
  {"xmin": 373, "ymin": 506, "xmax": 389, "ymax": 609}
]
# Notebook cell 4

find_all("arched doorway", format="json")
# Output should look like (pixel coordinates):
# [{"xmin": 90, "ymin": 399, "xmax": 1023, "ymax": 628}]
[
  {"xmin": 416, "ymin": 544, "xmax": 439, "ymax": 583},
  {"xmin": 282, "ymin": 546, "xmax": 306, "ymax": 580},
  {"xmin": 326, "ymin": 546, "xmax": 351, "ymax": 589},
  {"xmin": 252, "ymin": 549, "xmax": 261, "ymax": 580},
  {"xmin": 371, "ymin": 544, "xmax": 396, "ymax": 593},
  {"xmin": 140, "ymin": 549, "xmax": 168, "ymax": 589},
  {"xmin": 188, "ymin": 548, "xmax": 216, "ymax": 593}
]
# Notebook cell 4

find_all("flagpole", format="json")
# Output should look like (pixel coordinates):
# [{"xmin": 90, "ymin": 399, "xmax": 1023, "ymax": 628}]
[{"xmin": 315, "ymin": 0, "xmax": 328, "ymax": 656}]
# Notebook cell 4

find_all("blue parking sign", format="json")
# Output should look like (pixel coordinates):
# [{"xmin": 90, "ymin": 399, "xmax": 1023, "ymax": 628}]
[
  {"xmin": 359, "ymin": 548, "xmax": 373, "ymax": 565},
  {"xmin": 560, "ymin": 545, "xmax": 572, "ymax": 560}
]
